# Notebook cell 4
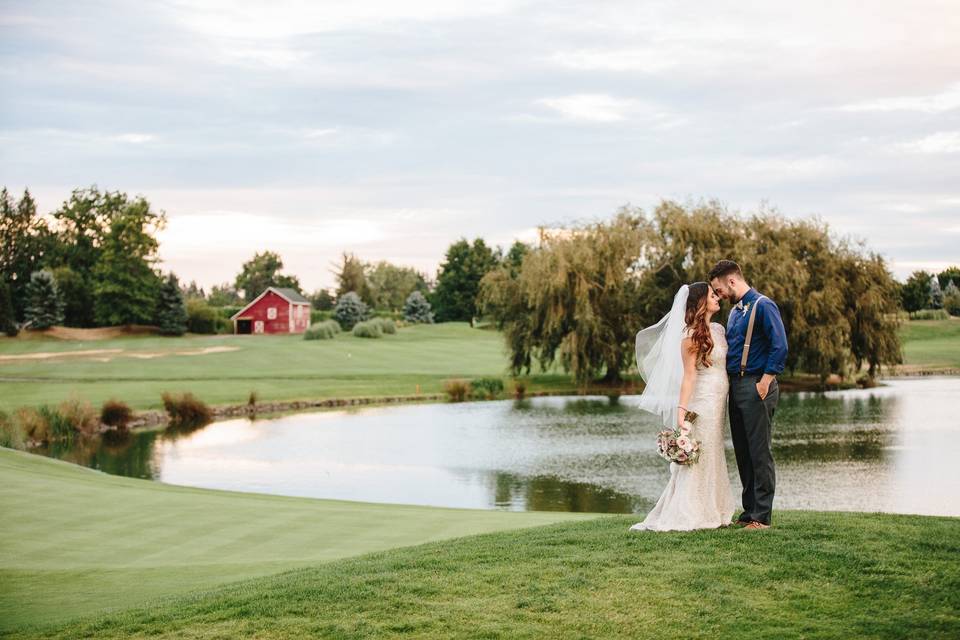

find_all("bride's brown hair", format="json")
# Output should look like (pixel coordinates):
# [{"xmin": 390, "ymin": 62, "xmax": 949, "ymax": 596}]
[{"xmin": 684, "ymin": 282, "xmax": 713, "ymax": 368}]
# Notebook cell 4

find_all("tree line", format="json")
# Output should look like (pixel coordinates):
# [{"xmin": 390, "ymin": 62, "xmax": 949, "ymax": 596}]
[{"xmin": 1, "ymin": 187, "xmax": 952, "ymax": 386}]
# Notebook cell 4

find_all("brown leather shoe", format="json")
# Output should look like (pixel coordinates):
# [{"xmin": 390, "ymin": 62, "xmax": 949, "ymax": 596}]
[{"xmin": 743, "ymin": 521, "xmax": 770, "ymax": 530}]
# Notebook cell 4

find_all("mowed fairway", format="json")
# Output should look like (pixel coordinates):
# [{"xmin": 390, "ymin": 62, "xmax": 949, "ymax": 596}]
[
  {"xmin": 0, "ymin": 449, "xmax": 599, "ymax": 633},
  {"xmin": 5, "ymin": 453, "xmax": 958, "ymax": 639},
  {"xmin": 0, "ymin": 323, "xmax": 523, "ymax": 412},
  {"xmin": 899, "ymin": 317, "xmax": 960, "ymax": 370}
]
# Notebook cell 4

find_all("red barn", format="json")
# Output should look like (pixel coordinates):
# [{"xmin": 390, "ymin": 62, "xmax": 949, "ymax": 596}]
[{"xmin": 231, "ymin": 287, "xmax": 311, "ymax": 335}]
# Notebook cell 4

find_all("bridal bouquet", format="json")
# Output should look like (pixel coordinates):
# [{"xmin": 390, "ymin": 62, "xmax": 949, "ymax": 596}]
[{"xmin": 655, "ymin": 411, "xmax": 702, "ymax": 465}]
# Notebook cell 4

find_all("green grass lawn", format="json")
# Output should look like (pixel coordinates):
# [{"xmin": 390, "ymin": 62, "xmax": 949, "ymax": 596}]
[
  {"xmin": 1, "ymin": 319, "xmax": 956, "ymax": 414},
  {"xmin": 0, "ymin": 323, "xmax": 578, "ymax": 413},
  {"xmin": 0, "ymin": 448, "xmax": 598, "ymax": 634},
  {"xmin": 898, "ymin": 317, "xmax": 960, "ymax": 370},
  {"xmin": 4, "ymin": 450, "xmax": 957, "ymax": 639}
]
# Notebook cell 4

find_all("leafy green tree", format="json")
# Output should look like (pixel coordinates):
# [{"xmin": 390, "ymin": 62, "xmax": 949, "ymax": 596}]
[
  {"xmin": 937, "ymin": 266, "xmax": 960, "ymax": 290},
  {"xmin": 943, "ymin": 280, "xmax": 960, "ymax": 316},
  {"xmin": 837, "ymin": 252, "xmax": 902, "ymax": 377},
  {"xmin": 50, "ymin": 266, "xmax": 94, "ymax": 328},
  {"xmin": 92, "ymin": 198, "xmax": 164, "ymax": 326},
  {"xmin": 333, "ymin": 253, "xmax": 371, "ymax": 306},
  {"xmin": 185, "ymin": 299, "xmax": 221, "ymax": 334},
  {"xmin": 310, "ymin": 288, "xmax": 335, "ymax": 311},
  {"xmin": 403, "ymin": 290, "xmax": 434, "ymax": 323},
  {"xmin": 367, "ymin": 261, "xmax": 428, "ymax": 311},
  {"xmin": 900, "ymin": 271, "xmax": 931, "ymax": 313},
  {"xmin": 433, "ymin": 238, "xmax": 499, "ymax": 323},
  {"xmin": 0, "ymin": 188, "xmax": 50, "ymax": 321},
  {"xmin": 207, "ymin": 283, "xmax": 242, "ymax": 307},
  {"xmin": 334, "ymin": 291, "xmax": 370, "ymax": 330},
  {"xmin": 235, "ymin": 251, "xmax": 301, "ymax": 302},
  {"xmin": 0, "ymin": 279, "xmax": 17, "ymax": 336},
  {"xmin": 481, "ymin": 211, "xmax": 651, "ymax": 384},
  {"xmin": 24, "ymin": 270, "xmax": 64, "ymax": 329},
  {"xmin": 180, "ymin": 280, "xmax": 205, "ymax": 301},
  {"xmin": 157, "ymin": 273, "xmax": 188, "ymax": 336}
]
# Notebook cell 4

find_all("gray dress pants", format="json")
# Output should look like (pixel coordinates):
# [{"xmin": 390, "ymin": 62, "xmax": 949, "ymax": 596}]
[{"xmin": 728, "ymin": 374, "xmax": 778, "ymax": 524}]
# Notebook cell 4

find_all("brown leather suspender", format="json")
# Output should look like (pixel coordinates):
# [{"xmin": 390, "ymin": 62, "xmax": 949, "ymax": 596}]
[{"xmin": 739, "ymin": 296, "xmax": 764, "ymax": 377}]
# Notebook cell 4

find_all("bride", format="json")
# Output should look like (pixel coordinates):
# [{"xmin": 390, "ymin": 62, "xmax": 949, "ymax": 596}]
[{"xmin": 630, "ymin": 283, "xmax": 736, "ymax": 531}]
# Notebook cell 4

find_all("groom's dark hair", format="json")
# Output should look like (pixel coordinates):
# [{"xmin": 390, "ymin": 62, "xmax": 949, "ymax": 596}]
[{"xmin": 708, "ymin": 260, "xmax": 743, "ymax": 282}]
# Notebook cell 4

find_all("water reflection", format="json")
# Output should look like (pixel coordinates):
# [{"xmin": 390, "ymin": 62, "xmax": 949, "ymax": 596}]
[{"xmin": 30, "ymin": 377, "xmax": 960, "ymax": 517}]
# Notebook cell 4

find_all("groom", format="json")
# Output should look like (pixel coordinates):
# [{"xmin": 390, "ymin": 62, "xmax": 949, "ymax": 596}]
[{"xmin": 709, "ymin": 260, "xmax": 788, "ymax": 530}]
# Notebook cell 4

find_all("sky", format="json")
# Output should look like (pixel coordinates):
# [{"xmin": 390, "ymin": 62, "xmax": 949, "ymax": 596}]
[{"xmin": 1, "ymin": 0, "xmax": 958, "ymax": 291}]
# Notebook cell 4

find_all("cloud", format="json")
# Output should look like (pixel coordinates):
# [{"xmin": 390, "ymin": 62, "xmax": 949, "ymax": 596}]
[
  {"xmin": 837, "ymin": 83, "xmax": 960, "ymax": 114},
  {"xmin": 898, "ymin": 131, "xmax": 960, "ymax": 154},
  {"xmin": 531, "ymin": 94, "xmax": 683, "ymax": 127}
]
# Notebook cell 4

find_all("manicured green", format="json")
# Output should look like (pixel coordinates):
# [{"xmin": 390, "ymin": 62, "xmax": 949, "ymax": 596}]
[
  {"xmin": 899, "ymin": 318, "xmax": 960, "ymax": 369},
  {"xmin": 0, "ymin": 448, "xmax": 597, "ymax": 633},
  {"xmin": 0, "ymin": 324, "xmax": 564, "ymax": 413},
  {"xmin": 7, "ymin": 497, "xmax": 958, "ymax": 638}
]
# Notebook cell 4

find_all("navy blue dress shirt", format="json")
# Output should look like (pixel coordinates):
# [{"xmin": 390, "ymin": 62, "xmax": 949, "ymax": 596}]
[{"xmin": 725, "ymin": 288, "xmax": 788, "ymax": 376}]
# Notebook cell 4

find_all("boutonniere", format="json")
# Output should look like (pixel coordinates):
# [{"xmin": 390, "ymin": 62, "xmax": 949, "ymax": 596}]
[{"xmin": 741, "ymin": 302, "xmax": 751, "ymax": 315}]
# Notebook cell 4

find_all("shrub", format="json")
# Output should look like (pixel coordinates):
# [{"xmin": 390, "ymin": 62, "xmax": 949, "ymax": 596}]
[
  {"xmin": 305, "ymin": 320, "xmax": 341, "ymax": 340},
  {"xmin": 910, "ymin": 309, "xmax": 950, "ymax": 320},
  {"xmin": 310, "ymin": 309, "xmax": 334, "ymax": 324},
  {"xmin": 372, "ymin": 317, "xmax": 397, "ymax": 334},
  {"xmin": 101, "ymin": 399, "xmax": 133, "ymax": 430},
  {"xmin": 443, "ymin": 379, "xmax": 471, "ymax": 402},
  {"xmin": 0, "ymin": 411, "xmax": 25, "ymax": 449},
  {"xmin": 161, "ymin": 392, "xmax": 213, "ymax": 428},
  {"xmin": 944, "ymin": 283, "xmax": 960, "ymax": 317},
  {"xmin": 334, "ymin": 292, "xmax": 370, "ymax": 330},
  {"xmin": 403, "ymin": 290, "xmax": 434, "ymax": 324},
  {"xmin": 513, "ymin": 379, "xmax": 527, "ymax": 399},
  {"xmin": 470, "ymin": 377, "xmax": 504, "ymax": 399},
  {"xmin": 39, "ymin": 406, "xmax": 73, "ymax": 440},
  {"xmin": 14, "ymin": 407, "xmax": 49, "ymax": 443},
  {"xmin": 186, "ymin": 299, "xmax": 219, "ymax": 334},
  {"xmin": 352, "ymin": 320, "xmax": 383, "ymax": 338},
  {"xmin": 58, "ymin": 397, "xmax": 100, "ymax": 437}
]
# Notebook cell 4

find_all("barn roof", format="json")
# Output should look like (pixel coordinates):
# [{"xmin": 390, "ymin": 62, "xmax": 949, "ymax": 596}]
[
  {"xmin": 230, "ymin": 287, "xmax": 311, "ymax": 320},
  {"xmin": 273, "ymin": 287, "xmax": 310, "ymax": 304}
]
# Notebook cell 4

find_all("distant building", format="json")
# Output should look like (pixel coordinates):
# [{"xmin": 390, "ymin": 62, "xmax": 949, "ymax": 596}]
[{"xmin": 230, "ymin": 287, "xmax": 311, "ymax": 335}]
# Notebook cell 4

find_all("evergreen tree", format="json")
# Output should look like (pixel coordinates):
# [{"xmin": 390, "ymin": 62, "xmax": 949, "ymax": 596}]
[
  {"xmin": 403, "ymin": 290, "xmax": 434, "ymax": 323},
  {"xmin": 901, "ymin": 271, "xmax": 932, "ymax": 313},
  {"xmin": 937, "ymin": 266, "xmax": 960, "ymax": 290},
  {"xmin": 24, "ymin": 270, "xmax": 64, "ymax": 329},
  {"xmin": 929, "ymin": 275, "xmax": 944, "ymax": 309},
  {"xmin": 0, "ymin": 188, "xmax": 49, "ymax": 321},
  {"xmin": 0, "ymin": 279, "xmax": 17, "ymax": 336},
  {"xmin": 157, "ymin": 273, "xmax": 188, "ymax": 336},
  {"xmin": 432, "ymin": 238, "xmax": 499, "ymax": 322},
  {"xmin": 334, "ymin": 291, "xmax": 370, "ymax": 330}
]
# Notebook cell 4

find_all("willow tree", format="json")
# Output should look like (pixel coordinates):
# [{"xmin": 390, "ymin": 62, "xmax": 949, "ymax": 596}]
[{"xmin": 480, "ymin": 209, "xmax": 651, "ymax": 384}]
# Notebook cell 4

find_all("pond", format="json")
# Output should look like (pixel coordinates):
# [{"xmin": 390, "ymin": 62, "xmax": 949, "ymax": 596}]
[{"xmin": 34, "ymin": 377, "xmax": 960, "ymax": 517}]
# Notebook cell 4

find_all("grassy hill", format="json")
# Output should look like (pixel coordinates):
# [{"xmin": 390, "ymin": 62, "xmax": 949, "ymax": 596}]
[
  {"xmin": 0, "ymin": 448, "xmax": 597, "ymax": 633},
  {"xmin": 898, "ymin": 317, "xmax": 960, "ymax": 371},
  {"xmin": 3, "ymin": 450, "xmax": 957, "ymax": 638}
]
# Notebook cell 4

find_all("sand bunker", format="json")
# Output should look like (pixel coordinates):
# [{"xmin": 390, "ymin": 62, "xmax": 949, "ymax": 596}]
[{"xmin": 0, "ymin": 346, "xmax": 239, "ymax": 363}]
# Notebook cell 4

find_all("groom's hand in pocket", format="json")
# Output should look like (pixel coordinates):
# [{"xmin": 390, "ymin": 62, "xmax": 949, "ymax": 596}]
[{"xmin": 756, "ymin": 374, "xmax": 775, "ymax": 400}]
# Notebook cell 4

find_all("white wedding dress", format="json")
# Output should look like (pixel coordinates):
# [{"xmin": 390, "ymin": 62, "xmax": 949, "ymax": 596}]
[{"xmin": 630, "ymin": 322, "xmax": 736, "ymax": 531}]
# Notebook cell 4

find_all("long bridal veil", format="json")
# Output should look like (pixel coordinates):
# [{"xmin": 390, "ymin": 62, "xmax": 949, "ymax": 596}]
[{"xmin": 635, "ymin": 285, "xmax": 689, "ymax": 429}]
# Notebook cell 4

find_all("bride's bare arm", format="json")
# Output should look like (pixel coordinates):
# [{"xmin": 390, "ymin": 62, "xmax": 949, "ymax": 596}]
[{"xmin": 677, "ymin": 337, "xmax": 697, "ymax": 431}]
